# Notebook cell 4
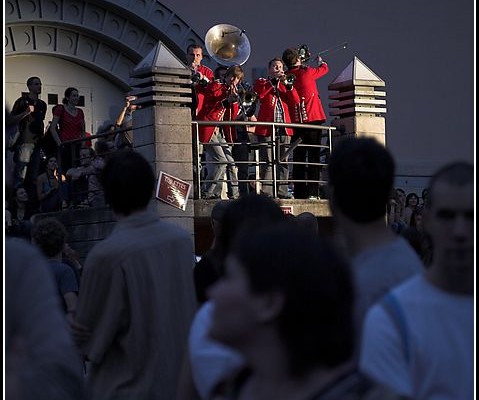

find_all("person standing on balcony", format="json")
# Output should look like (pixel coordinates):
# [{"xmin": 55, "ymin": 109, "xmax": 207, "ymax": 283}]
[
  {"xmin": 196, "ymin": 65, "xmax": 247, "ymax": 199},
  {"xmin": 10, "ymin": 76, "xmax": 47, "ymax": 191},
  {"xmin": 114, "ymin": 94, "xmax": 138, "ymax": 150},
  {"xmin": 282, "ymin": 48, "xmax": 329, "ymax": 199},
  {"xmin": 253, "ymin": 58, "xmax": 300, "ymax": 198},
  {"xmin": 50, "ymin": 87, "xmax": 86, "ymax": 174},
  {"xmin": 187, "ymin": 43, "xmax": 215, "ymax": 120}
]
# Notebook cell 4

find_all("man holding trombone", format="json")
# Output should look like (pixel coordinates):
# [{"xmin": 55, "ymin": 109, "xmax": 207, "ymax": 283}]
[{"xmin": 282, "ymin": 47, "xmax": 329, "ymax": 199}]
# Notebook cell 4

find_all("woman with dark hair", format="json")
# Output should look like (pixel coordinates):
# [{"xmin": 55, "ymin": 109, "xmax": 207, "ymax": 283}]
[
  {"xmin": 402, "ymin": 206, "xmax": 433, "ymax": 266},
  {"xmin": 183, "ymin": 194, "xmax": 285, "ymax": 400},
  {"xmin": 7, "ymin": 185, "xmax": 37, "ymax": 239},
  {"xmin": 403, "ymin": 192, "xmax": 419, "ymax": 225},
  {"xmin": 208, "ymin": 222, "xmax": 356, "ymax": 399},
  {"xmin": 49, "ymin": 87, "xmax": 86, "ymax": 173},
  {"xmin": 36, "ymin": 155, "xmax": 68, "ymax": 212}
]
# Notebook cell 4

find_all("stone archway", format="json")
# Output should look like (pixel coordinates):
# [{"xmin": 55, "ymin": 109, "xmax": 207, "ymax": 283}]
[{"xmin": 5, "ymin": 0, "xmax": 212, "ymax": 88}]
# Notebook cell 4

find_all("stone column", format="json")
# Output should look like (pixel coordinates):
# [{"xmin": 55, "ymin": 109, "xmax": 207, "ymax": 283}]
[
  {"xmin": 328, "ymin": 56, "xmax": 387, "ymax": 147},
  {"xmin": 129, "ymin": 42, "xmax": 195, "ymax": 235}
]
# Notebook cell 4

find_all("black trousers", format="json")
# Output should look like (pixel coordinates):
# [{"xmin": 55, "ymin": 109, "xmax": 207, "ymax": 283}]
[
  {"xmin": 232, "ymin": 130, "xmax": 251, "ymax": 196},
  {"xmin": 291, "ymin": 124, "xmax": 324, "ymax": 199}
]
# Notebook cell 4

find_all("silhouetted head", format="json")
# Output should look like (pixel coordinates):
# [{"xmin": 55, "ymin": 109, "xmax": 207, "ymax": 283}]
[
  {"xmin": 101, "ymin": 151, "xmax": 155, "ymax": 216},
  {"xmin": 328, "ymin": 137, "xmax": 395, "ymax": 223}
]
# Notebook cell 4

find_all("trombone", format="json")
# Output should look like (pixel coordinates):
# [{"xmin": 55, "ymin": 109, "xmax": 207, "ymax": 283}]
[{"xmin": 297, "ymin": 42, "xmax": 348, "ymax": 64}]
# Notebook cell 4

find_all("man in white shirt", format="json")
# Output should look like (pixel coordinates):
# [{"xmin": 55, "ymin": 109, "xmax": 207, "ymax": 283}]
[{"xmin": 360, "ymin": 161, "xmax": 474, "ymax": 400}]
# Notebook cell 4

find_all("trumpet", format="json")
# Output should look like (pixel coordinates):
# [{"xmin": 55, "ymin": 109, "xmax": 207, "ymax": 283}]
[
  {"xmin": 269, "ymin": 73, "xmax": 295, "ymax": 89},
  {"xmin": 236, "ymin": 83, "xmax": 258, "ymax": 118},
  {"xmin": 282, "ymin": 74, "xmax": 295, "ymax": 88}
]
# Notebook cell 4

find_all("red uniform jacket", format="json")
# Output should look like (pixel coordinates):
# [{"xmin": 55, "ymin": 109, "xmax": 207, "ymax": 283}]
[
  {"xmin": 194, "ymin": 65, "xmax": 214, "ymax": 118},
  {"xmin": 196, "ymin": 80, "xmax": 239, "ymax": 143},
  {"xmin": 287, "ymin": 63, "xmax": 329, "ymax": 123},
  {"xmin": 253, "ymin": 78, "xmax": 300, "ymax": 137}
]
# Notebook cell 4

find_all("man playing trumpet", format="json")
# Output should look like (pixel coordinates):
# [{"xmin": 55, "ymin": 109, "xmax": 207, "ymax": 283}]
[
  {"xmin": 253, "ymin": 58, "xmax": 300, "ymax": 198},
  {"xmin": 186, "ymin": 44, "xmax": 214, "ymax": 119}
]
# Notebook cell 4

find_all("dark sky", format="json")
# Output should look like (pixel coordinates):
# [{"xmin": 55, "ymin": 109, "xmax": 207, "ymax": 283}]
[{"xmin": 161, "ymin": 0, "xmax": 474, "ymax": 177}]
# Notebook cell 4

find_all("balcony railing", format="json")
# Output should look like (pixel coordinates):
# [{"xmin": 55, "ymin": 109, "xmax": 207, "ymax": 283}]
[
  {"xmin": 55, "ymin": 121, "xmax": 336, "ymax": 204},
  {"xmin": 192, "ymin": 120, "xmax": 335, "ymax": 200}
]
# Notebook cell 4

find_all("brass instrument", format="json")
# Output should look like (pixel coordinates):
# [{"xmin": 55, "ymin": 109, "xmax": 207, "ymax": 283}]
[
  {"xmin": 204, "ymin": 24, "xmax": 251, "ymax": 66},
  {"xmin": 297, "ymin": 42, "xmax": 348, "ymax": 64},
  {"xmin": 282, "ymin": 74, "xmax": 295, "ymax": 89},
  {"xmin": 237, "ymin": 83, "xmax": 257, "ymax": 118},
  {"xmin": 297, "ymin": 44, "xmax": 311, "ymax": 64},
  {"xmin": 204, "ymin": 24, "xmax": 255, "ymax": 116},
  {"xmin": 269, "ymin": 73, "xmax": 296, "ymax": 89}
]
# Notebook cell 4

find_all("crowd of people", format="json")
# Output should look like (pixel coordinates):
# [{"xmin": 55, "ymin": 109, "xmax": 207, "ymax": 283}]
[
  {"xmin": 5, "ymin": 133, "xmax": 473, "ymax": 399},
  {"xmin": 5, "ymin": 77, "xmax": 138, "ymax": 239},
  {"xmin": 4, "ymin": 47, "xmax": 474, "ymax": 400}
]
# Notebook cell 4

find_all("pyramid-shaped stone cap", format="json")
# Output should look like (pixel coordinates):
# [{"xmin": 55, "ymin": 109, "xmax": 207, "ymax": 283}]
[
  {"xmin": 130, "ymin": 41, "xmax": 188, "ymax": 78},
  {"xmin": 329, "ymin": 56, "xmax": 385, "ymax": 90}
]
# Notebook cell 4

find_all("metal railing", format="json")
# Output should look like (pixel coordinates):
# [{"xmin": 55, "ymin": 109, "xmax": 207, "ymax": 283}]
[
  {"xmin": 54, "ymin": 121, "xmax": 335, "ymax": 204},
  {"xmin": 192, "ymin": 120, "xmax": 335, "ymax": 200}
]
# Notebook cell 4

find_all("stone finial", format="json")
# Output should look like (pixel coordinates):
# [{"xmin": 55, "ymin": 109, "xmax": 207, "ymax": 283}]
[
  {"xmin": 329, "ymin": 57, "xmax": 387, "ymax": 145},
  {"xmin": 329, "ymin": 57, "xmax": 386, "ymax": 118},
  {"xmin": 132, "ymin": 40, "xmax": 187, "ymax": 75}
]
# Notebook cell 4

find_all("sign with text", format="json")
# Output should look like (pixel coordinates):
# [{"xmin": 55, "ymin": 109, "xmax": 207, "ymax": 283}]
[
  {"xmin": 280, "ymin": 205, "xmax": 294, "ymax": 215},
  {"xmin": 156, "ymin": 171, "xmax": 192, "ymax": 211}
]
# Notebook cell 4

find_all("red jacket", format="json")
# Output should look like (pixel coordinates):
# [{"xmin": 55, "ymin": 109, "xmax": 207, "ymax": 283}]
[
  {"xmin": 253, "ymin": 78, "xmax": 300, "ymax": 137},
  {"xmin": 287, "ymin": 63, "xmax": 329, "ymax": 123},
  {"xmin": 194, "ymin": 65, "xmax": 214, "ymax": 118},
  {"xmin": 196, "ymin": 80, "xmax": 239, "ymax": 143}
]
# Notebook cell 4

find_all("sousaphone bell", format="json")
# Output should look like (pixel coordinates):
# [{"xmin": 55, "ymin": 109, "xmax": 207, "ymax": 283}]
[{"xmin": 205, "ymin": 24, "xmax": 251, "ymax": 66}]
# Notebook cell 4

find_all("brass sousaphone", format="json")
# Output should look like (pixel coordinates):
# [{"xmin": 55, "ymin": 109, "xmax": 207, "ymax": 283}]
[{"xmin": 205, "ymin": 24, "xmax": 251, "ymax": 66}]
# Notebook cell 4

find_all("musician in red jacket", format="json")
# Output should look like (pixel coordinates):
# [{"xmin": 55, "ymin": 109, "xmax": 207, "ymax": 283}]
[
  {"xmin": 186, "ymin": 44, "xmax": 214, "ymax": 120},
  {"xmin": 282, "ymin": 48, "xmax": 329, "ymax": 199},
  {"xmin": 196, "ymin": 65, "xmax": 246, "ymax": 199},
  {"xmin": 253, "ymin": 58, "xmax": 300, "ymax": 198}
]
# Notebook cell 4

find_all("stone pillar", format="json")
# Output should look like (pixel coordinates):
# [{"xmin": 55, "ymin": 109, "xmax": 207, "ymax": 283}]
[
  {"xmin": 129, "ymin": 42, "xmax": 195, "ymax": 236},
  {"xmin": 328, "ymin": 56, "xmax": 387, "ymax": 148}
]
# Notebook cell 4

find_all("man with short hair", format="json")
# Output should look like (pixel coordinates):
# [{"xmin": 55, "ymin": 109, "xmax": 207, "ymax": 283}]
[
  {"xmin": 114, "ymin": 94, "xmax": 138, "ymax": 149},
  {"xmin": 253, "ymin": 57, "xmax": 299, "ymax": 198},
  {"xmin": 31, "ymin": 217, "xmax": 79, "ymax": 316},
  {"xmin": 186, "ymin": 43, "xmax": 214, "ymax": 119},
  {"xmin": 360, "ymin": 162, "xmax": 474, "ymax": 400},
  {"xmin": 197, "ymin": 65, "xmax": 247, "ymax": 199},
  {"xmin": 10, "ymin": 76, "xmax": 48, "ymax": 189},
  {"xmin": 327, "ymin": 137, "xmax": 422, "ymax": 340},
  {"xmin": 73, "ymin": 151, "xmax": 197, "ymax": 400},
  {"xmin": 282, "ymin": 48, "xmax": 328, "ymax": 199}
]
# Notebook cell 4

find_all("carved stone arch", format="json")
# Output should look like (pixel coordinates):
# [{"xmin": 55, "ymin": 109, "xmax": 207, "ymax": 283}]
[{"xmin": 5, "ymin": 0, "xmax": 212, "ymax": 89}]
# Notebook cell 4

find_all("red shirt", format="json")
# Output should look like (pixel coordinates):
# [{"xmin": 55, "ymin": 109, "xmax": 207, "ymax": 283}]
[
  {"xmin": 287, "ymin": 63, "xmax": 329, "ymax": 123},
  {"xmin": 53, "ymin": 105, "xmax": 85, "ymax": 142},
  {"xmin": 196, "ymin": 80, "xmax": 239, "ymax": 143},
  {"xmin": 253, "ymin": 78, "xmax": 300, "ymax": 137},
  {"xmin": 193, "ymin": 65, "xmax": 214, "ymax": 119}
]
